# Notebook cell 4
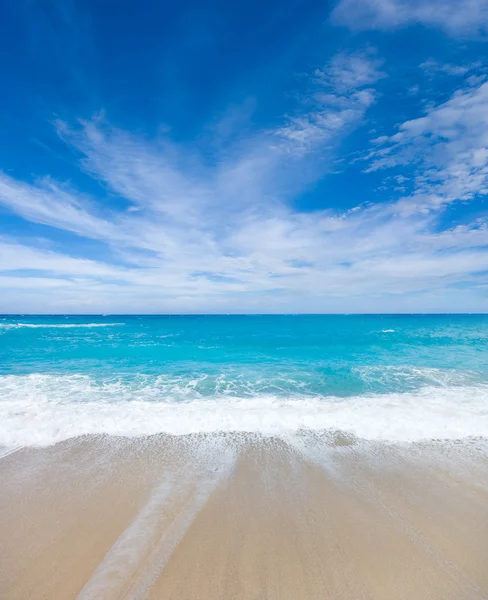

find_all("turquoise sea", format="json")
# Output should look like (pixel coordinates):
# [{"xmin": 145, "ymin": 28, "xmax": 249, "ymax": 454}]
[{"xmin": 1, "ymin": 314, "xmax": 487, "ymax": 447}]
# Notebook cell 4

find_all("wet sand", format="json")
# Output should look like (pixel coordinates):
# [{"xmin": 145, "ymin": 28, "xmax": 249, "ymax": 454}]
[{"xmin": 1, "ymin": 433, "xmax": 488, "ymax": 599}]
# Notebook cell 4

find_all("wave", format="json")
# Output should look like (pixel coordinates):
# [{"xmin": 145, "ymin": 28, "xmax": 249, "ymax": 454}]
[
  {"xmin": 0, "ymin": 323, "xmax": 124, "ymax": 330},
  {"xmin": 0, "ymin": 373, "xmax": 487, "ymax": 447},
  {"xmin": 354, "ymin": 365, "xmax": 481, "ymax": 388},
  {"xmin": 0, "ymin": 367, "xmax": 480, "ymax": 402}
]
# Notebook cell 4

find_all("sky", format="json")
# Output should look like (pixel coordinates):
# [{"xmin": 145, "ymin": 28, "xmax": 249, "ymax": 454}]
[{"xmin": 0, "ymin": 0, "xmax": 488, "ymax": 313}]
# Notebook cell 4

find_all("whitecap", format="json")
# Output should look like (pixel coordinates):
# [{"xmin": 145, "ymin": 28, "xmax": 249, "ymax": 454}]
[
  {"xmin": 0, "ymin": 323, "xmax": 124, "ymax": 330},
  {"xmin": 0, "ymin": 373, "xmax": 487, "ymax": 447}
]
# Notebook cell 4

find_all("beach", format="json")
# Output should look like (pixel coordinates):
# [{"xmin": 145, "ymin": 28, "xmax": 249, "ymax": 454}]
[
  {"xmin": 1, "ymin": 315, "xmax": 488, "ymax": 598},
  {"xmin": 1, "ymin": 433, "xmax": 488, "ymax": 599}
]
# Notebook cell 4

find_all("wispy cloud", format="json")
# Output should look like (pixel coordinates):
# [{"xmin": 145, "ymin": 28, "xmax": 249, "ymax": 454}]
[
  {"xmin": 274, "ymin": 51, "xmax": 384, "ymax": 156},
  {"xmin": 366, "ymin": 81, "xmax": 488, "ymax": 211},
  {"xmin": 420, "ymin": 59, "xmax": 483, "ymax": 77},
  {"xmin": 331, "ymin": 0, "xmax": 488, "ymax": 37},
  {"xmin": 1, "ymin": 198, "xmax": 487, "ymax": 312},
  {"xmin": 1, "ymin": 49, "xmax": 487, "ymax": 313}
]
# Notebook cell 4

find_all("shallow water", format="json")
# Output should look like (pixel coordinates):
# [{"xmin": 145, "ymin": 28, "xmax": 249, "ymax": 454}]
[{"xmin": 1, "ymin": 314, "xmax": 488, "ymax": 446}]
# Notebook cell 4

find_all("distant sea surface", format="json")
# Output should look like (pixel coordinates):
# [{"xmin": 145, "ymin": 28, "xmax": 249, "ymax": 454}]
[{"xmin": 1, "ymin": 314, "xmax": 487, "ymax": 447}]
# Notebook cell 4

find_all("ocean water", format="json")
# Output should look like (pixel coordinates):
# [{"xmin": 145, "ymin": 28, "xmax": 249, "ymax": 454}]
[{"xmin": 0, "ymin": 314, "xmax": 487, "ymax": 447}]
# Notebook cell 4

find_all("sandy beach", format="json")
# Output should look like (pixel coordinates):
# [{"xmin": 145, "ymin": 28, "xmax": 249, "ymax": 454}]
[{"xmin": 1, "ymin": 434, "xmax": 487, "ymax": 600}]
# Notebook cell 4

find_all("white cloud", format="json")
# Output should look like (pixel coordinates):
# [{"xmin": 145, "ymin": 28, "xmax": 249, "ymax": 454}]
[
  {"xmin": 420, "ymin": 59, "xmax": 482, "ymax": 77},
  {"xmin": 1, "ymin": 190, "xmax": 487, "ymax": 312},
  {"xmin": 0, "ymin": 174, "xmax": 122, "ymax": 242},
  {"xmin": 331, "ymin": 0, "xmax": 488, "ymax": 37},
  {"xmin": 0, "ymin": 52, "xmax": 487, "ymax": 313},
  {"xmin": 273, "ymin": 51, "xmax": 384, "ymax": 156},
  {"xmin": 366, "ymin": 81, "xmax": 488, "ymax": 208},
  {"xmin": 0, "ymin": 239, "xmax": 124, "ymax": 278},
  {"xmin": 315, "ymin": 50, "xmax": 385, "ymax": 92}
]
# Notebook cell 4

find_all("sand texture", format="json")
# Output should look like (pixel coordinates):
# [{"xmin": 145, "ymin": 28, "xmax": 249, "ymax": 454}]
[{"xmin": 1, "ymin": 433, "xmax": 487, "ymax": 599}]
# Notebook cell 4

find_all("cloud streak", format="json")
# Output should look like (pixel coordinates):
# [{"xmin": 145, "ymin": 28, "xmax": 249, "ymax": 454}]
[
  {"xmin": 274, "ymin": 51, "xmax": 384, "ymax": 156},
  {"xmin": 332, "ymin": 0, "xmax": 488, "ymax": 37},
  {"xmin": 1, "ymin": 50, "xmax": 487, "ymax": 313}
]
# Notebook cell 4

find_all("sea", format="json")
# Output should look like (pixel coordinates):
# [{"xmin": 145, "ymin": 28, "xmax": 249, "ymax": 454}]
[{"xmin": 1, "ymin": 314, "xmax": 487, "ymax": 449}]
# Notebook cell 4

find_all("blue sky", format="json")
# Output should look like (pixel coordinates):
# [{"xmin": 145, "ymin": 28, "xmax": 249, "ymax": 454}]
[{"xmin": 1, "ymin": 0, "xmax": 488, "ymax": 313}]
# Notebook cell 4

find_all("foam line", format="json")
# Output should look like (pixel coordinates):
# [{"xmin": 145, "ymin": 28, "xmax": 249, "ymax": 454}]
[
  {"xmin": 77, "ymin": 443, "xmax": 236, "ymax": 600},
  {"xmin": 0, "ymin": 446, "xmax": 22, "ymax": 460},
  {"xmin": 0, "ymin": 322, "xmax": 123, "ymax": 329},
  {"xmin": 1, "ymin": 387, "xmax": 488, "ymax": 446}
]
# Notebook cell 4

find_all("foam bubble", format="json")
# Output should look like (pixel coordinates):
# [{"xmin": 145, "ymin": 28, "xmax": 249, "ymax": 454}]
[{"xmin": 0, "ymin": 374, "xmax": 487, "ymax": 447}]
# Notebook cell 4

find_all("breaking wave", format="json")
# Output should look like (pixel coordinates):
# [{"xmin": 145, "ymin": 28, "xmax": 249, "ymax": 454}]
[
  {"xmin": 0, "ymin": 322, "xmax": 124, "ymax": 330},
  {"xmin": 0, "ymin": 373, "xmax": 487, "ymax": 447}
]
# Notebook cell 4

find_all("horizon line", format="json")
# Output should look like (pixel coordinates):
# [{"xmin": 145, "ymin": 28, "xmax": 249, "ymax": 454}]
[{"xmin": 1, "ymin": 313, "xmax": 487, "ymax": 317}]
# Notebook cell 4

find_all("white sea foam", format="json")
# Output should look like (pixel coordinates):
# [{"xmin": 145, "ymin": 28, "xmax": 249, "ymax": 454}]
[
  {"xmin": 355, "ymin": 365, "xmax": 480, "ymax": 388},
  {"xmin": 77, "ymin": 440, "xmax": 236, "ymax": 599},
  {"xmin": 0, "ymin": 322, "xmax": 124, "ymax": 330},
  {"xmin": 0, "ymin": 374, "xmax": 487, "ymax": 447}
]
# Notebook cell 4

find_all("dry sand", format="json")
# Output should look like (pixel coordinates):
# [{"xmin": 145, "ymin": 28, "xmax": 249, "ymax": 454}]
[{"xmin": 1, "ymin": 433, "xmax": 487, "ymax": 599}]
